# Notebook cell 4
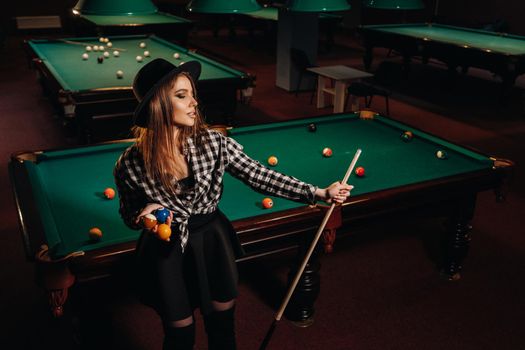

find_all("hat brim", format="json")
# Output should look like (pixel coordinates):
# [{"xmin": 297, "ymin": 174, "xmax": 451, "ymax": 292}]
[{"xmin": 133, "ymin": 60, "xmax": 201, "ymax": 127}]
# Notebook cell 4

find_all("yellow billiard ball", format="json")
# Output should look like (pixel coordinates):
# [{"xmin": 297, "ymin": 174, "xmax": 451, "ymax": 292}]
[
  {"xmin": 156, "ymin": 224, "xmax": 172, "ymax": 241},
  {"xmin": 267, "ymin": 156, "xmax": 278, "ymax": 166},
  {"xmin": 89, "ymin": 227, "xmax": 103, "ymax": 241}
]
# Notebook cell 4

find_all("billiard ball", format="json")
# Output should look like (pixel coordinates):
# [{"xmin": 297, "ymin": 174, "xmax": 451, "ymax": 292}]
[
  {"xmin": 103, "ymin": 51, "xmax": 110, "ymax": 58},
  {"xmin": 401, "ymin": 131, "xmax": 413, "ymax": 142},
  {"xmin": 262, "ymin": 198, "xmax": 273, "ymax": 209},
  {"xmin": 144, "ymin": 50, "xmax": 150, "ymax": 57},
  {"xmin": 173, "ymin": 52, "xmax": 180, "ymax": 59},
  {"xmin": 85, "ymin": 46, "xmax": 92, "ymax": 52},
  {"xmin": 178, "ymin": 61, "xmax": 185, "ymax": 66},
  {"xmin": 103, "ymin": 187, "xmax": 115, "ymax": 199},
  {"xmin": 267, "ymin": 156, "xmax": 278, "ymax": 166},
  {"xmin": 103, "ymin": 37, "xmax": 109, "ymax": 43},
  {"xmin": 97, "ymin": 56, "xmax": 104, "ymax": 63},
  {"xmin": 99, "ymin": 37, "xmax": 105, "ymax": 43},
  {"xmin": 82, "ymin": 53, "xmax": 89, "ymax": 60},
  {"xmin": 154, "ymin": 207, "xmax": 170, "ymax": 224},
  {"xmin": 359, "ymin": 110, "xmax": 376, "ymax": 120},
  {"xmin": 355, "ymin": 166, "xmax": 365, "ymax": 177},
  {"xmin": 322, "ymin": 147, "xmax": 333, "ymax": 157},
  {"xmin": 436, "ymin": 150, "xmax": 448, "ymax": 159},
  {"xmin": 93, "ymin": 45, "xmax": 99, "ymax": 51},
  {"xmin": 136, "ymin": 55, "xmax": 143, "ymax": 62},
  {"xmin": 99, "ymin": 45, "xmax": 105, "ymax": 51},
  {"xmin": 308, "ymin": 123, "xmax": 317, "ymax": 132},
  {"xmin": 139, "ymin": 42, "xmax": 146, "ymax": 48},
  {"xmin": 142, "ymin": 214, "xmax": 157, "ymax": 229},
  {"xmin": 107, "ymin": 42, "xmax": 113, "ymax": 48},
  {"xmin": 116, "ymin": 70, "xmax": 124, "ymax": 79},
  {"xmin": 89, "ymin": 227, "xmax": 103, "ymax": 241},
  {"xmin": 156, "ymin": 224, "xmax": 172, "ymax": 241},
  {"xmin": 113, "ymin": 50, "xmax": 120, "ymax": 57}
]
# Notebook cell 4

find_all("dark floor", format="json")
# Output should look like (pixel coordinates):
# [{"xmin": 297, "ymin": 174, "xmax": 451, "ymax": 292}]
[{"xmin": 1, "ymin": 25, "xmax": 524, "ymax": 350}]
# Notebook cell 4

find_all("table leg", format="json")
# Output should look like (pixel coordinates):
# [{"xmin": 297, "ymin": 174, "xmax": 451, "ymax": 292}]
[
  {"xmin": 334, "ymin": 81, "xmax": 347, "ymax": 113},
  {"xmin": 316, "ymin": 76, "xmax": 327, "ymax": 109}
]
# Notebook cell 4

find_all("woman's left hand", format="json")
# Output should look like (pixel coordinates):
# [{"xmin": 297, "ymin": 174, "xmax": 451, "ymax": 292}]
[{"xmin": 321, "ymin": 182, "xmax": 354, "ymax": 204}]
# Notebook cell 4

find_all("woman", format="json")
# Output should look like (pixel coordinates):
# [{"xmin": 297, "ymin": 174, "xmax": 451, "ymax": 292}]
[{"xmin": 114, "ymin": 58, "xmax": 352, "ymax": 350}]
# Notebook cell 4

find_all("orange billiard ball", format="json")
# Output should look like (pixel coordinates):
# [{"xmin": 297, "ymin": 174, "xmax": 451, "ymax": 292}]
[
  {"xmin": 262, "ymin": 197, "xmax": 273, "ymax": 209},
  {"xmin": 156, "ymin": 224, "xmax": 172, "ymax": 241},
  {"xmin": 88, "ymin": 227, "xmax": 103, "ymax": 241},
  {"xmin": 104, "ymin": 187, "xmax": 115, "ymax": 199},
  {"xmin": 322, "ymin": 147, "xmax": 333, "ymax": 157},
  {"xmin": 355, "ymin": 166, "xmax": 365, "ymax": 177},
  {"xmin": 267, "ymin": 156, "xmax": 278, "ymax": 166},
  {"xmin": 142, "ymin": 213, "xmax": 157, "ymax": 229}
]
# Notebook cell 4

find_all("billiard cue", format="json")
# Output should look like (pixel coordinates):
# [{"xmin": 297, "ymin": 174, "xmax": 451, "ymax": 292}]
[
  {"xmin": 53, "ymin": 39, "xmax": 128, "ymax": 52},
  {"xmin": 259, "ymin": 148, "xmax": 362, "ymax": 350}
]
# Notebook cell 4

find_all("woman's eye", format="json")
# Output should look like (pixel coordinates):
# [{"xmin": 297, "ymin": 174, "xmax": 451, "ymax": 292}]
[{"xmin": 175, "ymin": 94, "xmax": 185, "ymax": 99}]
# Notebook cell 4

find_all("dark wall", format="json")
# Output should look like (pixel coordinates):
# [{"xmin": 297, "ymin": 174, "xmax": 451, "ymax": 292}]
[{"xmin": 3, "ymin": 0, "xmax": 525, "ymax": 35}]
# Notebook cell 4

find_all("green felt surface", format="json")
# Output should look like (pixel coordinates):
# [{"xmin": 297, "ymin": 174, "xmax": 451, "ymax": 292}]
[
  {"xmin": 24, "ymin": 113, "xmax": 492, "ymax": 258},
  {"xmin": 28, "ymin": 35, "xmax": 245, "ymax": 91},
  {"xmin": 245, "ymin": 7, "xmax": 342, "ymax": 21},
  {"xmin": 80, "ymin": 12, "xmax": 192, "ymax": 25},
  {"xmin": 364, "ymin": 23, "xmax": 525, "ymax": 55}
]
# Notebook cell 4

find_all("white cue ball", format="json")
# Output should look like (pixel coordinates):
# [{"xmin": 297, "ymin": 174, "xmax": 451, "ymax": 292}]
[
  {"xmin": 116, "ymin": 70, "xmax": 124, "ymax": 79},
  {"xmin": 139, "ymin": 42, "xmax": 146, "ymax": 48},
  {"xmin": 136, "ymin": 55, "xmax": 143, "ymax": 62},
  {"xmin": 113, "ymin": 50, "xmax": 120, "ymax": 57},
  {"xmin": 85, "ymin": 46, "xmax": 92, "ymax": 52},
  {"xmin": 173, "ymin": 52, "xmax": 180, "ymax": 59},
  {"xmin": 93, "ymin": 45, "xmax": 99, "ymax": 51},
  {"xmin": 143, "ymin": 50, "xmax": 150, "ymax": 57},
  {"xmin": 103, "ymin": 51, "xmax": 110, "ymax": 58},
  {"xmin": 82, "ymin": 53, "xmax": 89, "ymax": 60},
  {"xmin": 106, "ymin": 42, "xmax": 113, "ymax": 48}
]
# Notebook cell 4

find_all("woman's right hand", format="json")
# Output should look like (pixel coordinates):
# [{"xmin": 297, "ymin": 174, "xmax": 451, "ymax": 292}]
[{"xmin": 135, "ymin": 203, "xmax": 173, "ymax": 233}]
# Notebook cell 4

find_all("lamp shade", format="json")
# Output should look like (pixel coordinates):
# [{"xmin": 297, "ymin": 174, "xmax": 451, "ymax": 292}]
[
  {"xmin": 186, "ymin": 0, "xmax": 261, "ymax": 13},
  {"xmin": 363, "ymin": 0, "xmax": 424, "ymax": 9},
  {"xmin": 73, "ymin": 0, "xmax": 158, "ymax": 15},
  {"xmin": 288, "ymin": 0, "xmax": 351, "ymax": 12}
]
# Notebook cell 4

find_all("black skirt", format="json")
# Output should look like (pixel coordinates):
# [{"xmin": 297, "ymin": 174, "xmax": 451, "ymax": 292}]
[{"xmin": 135, "ymin": 210, "xmax": 244, "ymax": 321}]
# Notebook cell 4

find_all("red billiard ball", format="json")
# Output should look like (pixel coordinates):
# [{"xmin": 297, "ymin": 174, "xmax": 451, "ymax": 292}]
[
  {"xmin": 104, "ymin": 187, "xmax": 115, "ymax": 199},
  {"xmin": 355, "ymin": 166, "xmax": 365, "ymax": 177},
  {"xmin": 262, "ymin": 198, "xmax": 273, "ymax": 209},
  {"xmin": 322, "ymin": 147, "xmax": 333, "ymax": 157},
  {"xmin": 267, "ymin": 156, "xmax": 278, "ymax": 166},
  {"xmin": 142, "ymin": 214, "xmax": 157, "ymax": 229}
]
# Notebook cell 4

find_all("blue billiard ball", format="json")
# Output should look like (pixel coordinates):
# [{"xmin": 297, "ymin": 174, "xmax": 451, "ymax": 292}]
[{"xmin": 154, "ymin": 208, "xmax": 170, "ymax": 224}]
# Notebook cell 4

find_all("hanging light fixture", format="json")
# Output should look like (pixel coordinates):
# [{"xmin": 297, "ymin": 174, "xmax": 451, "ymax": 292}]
[
  {"xmin": 363, "ymin": 0, "xmax": 424, "ymax": 10},
  {"xmin": 288, "ymin": 0, "xmax": 351, "ymax": 12},
  {"xmin": 186, "ymin": 0, "xmax": 261, "ymax": 13},
  {"xmin": 72, "ymin": 0, "xmax": 158, "ymax": 15}
]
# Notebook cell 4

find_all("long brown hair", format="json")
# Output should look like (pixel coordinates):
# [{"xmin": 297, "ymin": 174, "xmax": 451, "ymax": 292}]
[{"xmin": 133, "ymin": 72, "xmax": 208, "ymax": 193}]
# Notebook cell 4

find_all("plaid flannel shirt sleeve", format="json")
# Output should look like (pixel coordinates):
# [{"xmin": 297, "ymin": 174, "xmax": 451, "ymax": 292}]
[
  {"xmin": 114, "ymin": 151, "xmax": 147, "ymax": 230},
  {"xmin": 223, "ymin": 135, "xmax": 317, "ymax": 204}
]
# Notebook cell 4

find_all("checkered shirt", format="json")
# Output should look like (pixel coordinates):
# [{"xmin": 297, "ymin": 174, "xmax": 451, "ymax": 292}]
[{"xmin": 114, "ymin": 129, "xmax": 317, "ymax": 251}]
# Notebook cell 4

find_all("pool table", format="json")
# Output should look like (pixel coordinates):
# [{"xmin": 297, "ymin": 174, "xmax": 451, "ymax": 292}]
[
  {"xmin": 25, "ymin": 35, "xmax": 255, "ymax": 143},
  {"xmin": 209, "ymin": 6, "xmax": 342, "ymax": 51},
  {"xmin": 10, "ymin": 112, "xmax": 513, "ymax": 322},
  {"xmin": 72, "ymin": 12, "xmax": 194, "ymax": 46},
  {"xmin": 360, "ymin": 23, "xmax": 525, "ymax": 92}
]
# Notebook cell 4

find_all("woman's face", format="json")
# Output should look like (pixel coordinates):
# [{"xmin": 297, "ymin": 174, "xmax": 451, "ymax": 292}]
[{"xmin": 170, "ymin": 75, "xmax": 198, "ymax": 127}]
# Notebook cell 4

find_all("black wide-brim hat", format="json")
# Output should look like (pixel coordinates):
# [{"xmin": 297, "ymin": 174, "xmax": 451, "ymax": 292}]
[{"xmin": 132, "ymin": 58, "xmax": 201, "ymax": 127}]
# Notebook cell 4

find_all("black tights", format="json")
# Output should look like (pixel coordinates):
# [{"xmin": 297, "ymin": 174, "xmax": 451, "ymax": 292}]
[{"xmin": 163, "ymin": 303, "xmax": 236, "ymax": 350}]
